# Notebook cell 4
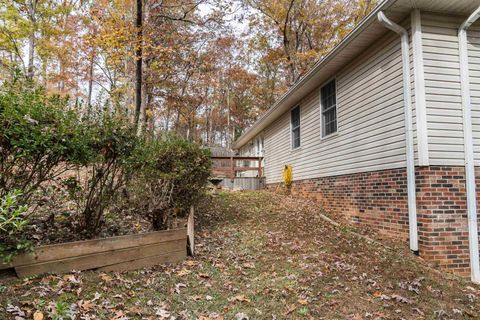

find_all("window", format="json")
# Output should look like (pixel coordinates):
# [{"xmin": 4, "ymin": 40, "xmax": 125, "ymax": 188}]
[
  {"xmin": 321, "ymin": 79, "xmax": 337, "ymax": 137},
  {"xmin": 291, "ymin": 106, "xmax": 301, "ymax": 149}
]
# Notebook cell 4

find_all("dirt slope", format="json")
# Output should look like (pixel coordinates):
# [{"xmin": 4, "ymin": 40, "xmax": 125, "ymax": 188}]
[{"xmin": 1, "ymin": 191, "xmax": 479, "ymax": 319}]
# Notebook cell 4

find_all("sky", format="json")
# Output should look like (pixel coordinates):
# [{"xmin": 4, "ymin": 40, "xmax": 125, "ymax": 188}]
[{"xmin": 198, "ymin": 1, "xmax": 250, "ymax": 35}]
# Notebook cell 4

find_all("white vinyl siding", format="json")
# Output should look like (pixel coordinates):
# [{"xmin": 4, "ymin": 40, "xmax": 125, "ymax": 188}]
[
  {"xmin": 239, "ymin": 136, "xmax": 265, "ymax": 157},
  {"xmin": 422, "ymin": 12, "xmax": 464, "ymax": 165},
  {"xmin": 421, "ymin": 13, "xmax": 464, "ymax": 166},
  {"xmin": 421, "ymin": 12, "xmax": 480, "ymax": 165},
  {"xmin": 264, "ymin": 30, "xmax": 408, "ymax": 184},
  {"xmin": 241, "ymin": 10, "xmax": 480, "ymax": 184},
  {"xmin": 238, "ymin": 141, "xmax": 254, "ymax": 157}
]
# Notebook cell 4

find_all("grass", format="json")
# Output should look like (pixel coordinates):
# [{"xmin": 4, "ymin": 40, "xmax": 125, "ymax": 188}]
[{"xmin": 1, "ymin": 191, "xmax": 480, "ymax": 319}]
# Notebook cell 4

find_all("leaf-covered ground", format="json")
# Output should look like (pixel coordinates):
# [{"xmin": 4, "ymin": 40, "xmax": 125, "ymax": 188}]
[{"xmin": 1, "ymin": 191, "xmax": 480, "ymax": 319}]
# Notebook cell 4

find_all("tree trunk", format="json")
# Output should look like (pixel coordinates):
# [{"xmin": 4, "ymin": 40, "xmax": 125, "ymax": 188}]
[
  {"xmin": 282, "ymin": 0, "xmax": 296, "ymax": 85},
  {"xmin": 206, "ymin": 106, "xmax": 211, "ymax": 146},
  {"xmin": 26, "ymin": 0, "xmax": 37, "ymax": 81},
  {"xmin": 27, "ymin": 30, "xmax": 35, "ymax": 80},
  {"xmin": 59, "ymin": 61, "xmax": 65, "ymax": 92},
  {"xmin": 151, "ymin": 208, "xmax": 167, "ymax": 231},
  {"xmin": 134, "ymin": 0, "xmax": 143, "ymax": 129},
  {"xmin": 41, "ymin": 58, "xmax": 47, "ymax": 88},
  {"xmin": 87, "ymin": 53, "xmax": 94, "ymax": 110},
  {"xmin": 165, "ymin": 107, "xmax": 171, "ymax": 131},
  {"xmin": 175, "ymin": 109, "xmax": 181, "ymax": 133},
  {"xmin": 145, "ymin": 88, "xmax": 154, "ymax": 133},
  {"xmin": 139, "ymin": 81, "xmax": 148, "ymax": 133},
  {"xmin": 226, "ymin": 85, "xmax": 230, "ymax": 148}
]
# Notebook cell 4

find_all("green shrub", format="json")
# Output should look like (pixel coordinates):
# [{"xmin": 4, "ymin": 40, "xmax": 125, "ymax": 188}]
[
  {"xmin": 0, "ymin": 78, "xmax": 92, "ymax": 204},
  {"xmin": 127, "ymin": 135, "xmax": 211, "ymax": 230},
  {"xmin": 160, "ymin": 137, "xmax": 211, "ymax": 213},
  {"xmin": 0, "ymin": 78, "xmax": 212, "ymax": 241},
  {"xmin": 63, "ymin": 113, "xmax": 138, "ymax": 236},
  {"xmin": 0, "ymin": 190, "xmax": 33, "ymax": 263}
]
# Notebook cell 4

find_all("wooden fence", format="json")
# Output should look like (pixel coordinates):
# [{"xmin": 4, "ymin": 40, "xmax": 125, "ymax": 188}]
[{"xmin": 1, "ymin": 208, "xmax": 195, "ymax": 278}]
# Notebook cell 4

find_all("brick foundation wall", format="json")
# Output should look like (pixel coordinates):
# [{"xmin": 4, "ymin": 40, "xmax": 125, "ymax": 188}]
[
  {"xmin": 267, "ymin": 166, "xmax": 475, "ymax": 277},
  {"xmin": 269, "ymin": 168, "xmax": 411, "ymax": 240},
  {"xmin": 416, "ymin": 166, "xmax": 470, "ymax": 276}
]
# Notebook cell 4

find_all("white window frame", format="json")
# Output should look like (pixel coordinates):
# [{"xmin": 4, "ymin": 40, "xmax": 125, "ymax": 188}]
[
  {"xmin": 320, "ymin": 78, "xmax": 338, "ymax": 138},
  {"xmin": 290, "ymin": 105, "xmax": 301, "ymax": 150}
]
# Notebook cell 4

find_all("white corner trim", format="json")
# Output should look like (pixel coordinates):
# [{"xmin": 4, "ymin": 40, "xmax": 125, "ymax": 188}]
[
  {"xmin": 459, "ymin": 5, "xmax": 480, "ymax": 284},
  {"xmin": 411, "ymin": 9, "xmax": 429, "ymax": 166}
]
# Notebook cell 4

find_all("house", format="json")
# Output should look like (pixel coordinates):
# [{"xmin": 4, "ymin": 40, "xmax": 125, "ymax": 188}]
[
  {"xmin": 233, "ymin": 0, "xmax": 480, "ymax": 282},
  {"xmin": 209, "ymin": 146, "xmax": 265, "ymax": 189},
  {"xmin": 235, "ymin": 136, "xmax": 264, "ymax": 178}
]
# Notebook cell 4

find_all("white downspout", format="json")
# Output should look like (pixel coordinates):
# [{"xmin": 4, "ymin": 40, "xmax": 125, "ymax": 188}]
[
  {"xmin": 459, "ymin": 6, "xmax": 480, "ymax": 284},
  {"xmin": 377, "ymin": 12, "xmax": 418, "ymax": 253}
]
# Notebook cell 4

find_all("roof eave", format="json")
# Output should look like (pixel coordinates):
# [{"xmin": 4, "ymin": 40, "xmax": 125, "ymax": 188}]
[{"xmin": 233, "ymin": 0, "xmax": 397, "ymax": 149}]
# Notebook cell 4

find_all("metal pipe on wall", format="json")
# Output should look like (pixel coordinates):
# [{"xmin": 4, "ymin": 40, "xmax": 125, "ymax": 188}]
[
  {"xmin": 458, "ymin": 6, "xmax": 480, "ymax": 284},
  {"xmin": 377, "ymin": 11, "xmax": 419, "ymax": 253}
]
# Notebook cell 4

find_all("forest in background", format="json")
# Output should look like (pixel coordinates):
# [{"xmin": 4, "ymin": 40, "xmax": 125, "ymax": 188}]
[{"xmin": 0, "ymin": 0, "xmax": 376, "ymax": 148}]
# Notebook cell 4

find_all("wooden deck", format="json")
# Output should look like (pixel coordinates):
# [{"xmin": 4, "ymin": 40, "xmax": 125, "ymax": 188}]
[{"xmin": 211, "ymin": 156, "xmax": 264, "ymax": 179}]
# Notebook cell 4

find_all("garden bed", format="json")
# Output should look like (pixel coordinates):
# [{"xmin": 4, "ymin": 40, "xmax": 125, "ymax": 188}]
[{"xmin": 1, "ymin": 209, "xmax": 195, "ymax": 278}]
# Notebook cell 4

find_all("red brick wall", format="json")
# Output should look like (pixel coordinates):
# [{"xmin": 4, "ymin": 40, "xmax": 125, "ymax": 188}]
[
  {"xmin": 416, "ymin": 166, "xmax": 470, "ymax": 276},
  {"xmin": 267, "ymin": 166, "xmax": 475, "ymax": 277},
  {"xmin": 269, "ymin": 168, "xmax": 411, "ymax": 240}
]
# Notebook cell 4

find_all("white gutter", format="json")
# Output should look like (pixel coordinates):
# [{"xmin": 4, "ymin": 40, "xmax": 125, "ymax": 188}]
[
  {"xmin": 458, "ymin": 6, "xmax": 480, "ymax": 284},
  {"xmin": 377, "ymin": 11, "xmax": 418, "ymax": 253}
]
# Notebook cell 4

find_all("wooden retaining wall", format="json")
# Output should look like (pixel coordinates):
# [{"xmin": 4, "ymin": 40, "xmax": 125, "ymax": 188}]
[
  {"xmin": 0, "ymin": 228, "xmax": 188, "ymax": 278},
  {"xmin": 1, "ymin": 208, "xmax": 195, "ymax": 278}
]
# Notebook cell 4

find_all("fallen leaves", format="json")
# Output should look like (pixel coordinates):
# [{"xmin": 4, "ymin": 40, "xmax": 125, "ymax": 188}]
[
  {"xmin": 33, "ymin": 311, "xmax": 44, "ymax": 320},
  {"xmin": 234, "ymin": 312, "xmax": 249, "ymax": 320},
  {"xmin": 155, "ymin": 306, "xmax": 170, "ymax": 319},
  {"xmin": 78, "ymin": 299, "xmax": 96, "ymax": 312},
  {"xmin": 391, "ymin": 294, "xmax": 412, "ymax": 304},
  {"xmin": 110, "ymin": 310, "xmax": 129, "ymax": 320},
  {"xmin": 2, "ymin": 192, "xmax": 480, "ymax": 319},
  {"xmin": 174, "ymin": 282, "xmax": 187, "ymax": 293},
  {"xmin": 184, "ymin": 260, "xmax": 201, "ymax": 267},
  {"xmin": 6, "ymin": 304, "xmax": 25, "ymax": 317},
  {"xmin": 228, "ymin": 295, "xmax": 251, "ymax": 303},
  {"xmin": 63, "ymin": 274, "xmax": 81, "ymax": 284},
  {"xmin": 100, "ymin": 273, "xmax": 114, "ymax": 283},
  {"xmin": 199, "ymin": 314, "xmax": 224, "ymax": 320},
  {"xmin": 283, "ymin": 304, "xmax": 297, "ymax": 316}
]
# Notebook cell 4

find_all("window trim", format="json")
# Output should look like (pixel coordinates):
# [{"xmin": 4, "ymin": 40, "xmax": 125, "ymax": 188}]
[
  {"xmin": 290, "ymin": 105, "xmax": 301, "ymax": 150},
  {"xmin": 320, "ymin": 78, "xmax": 338, "ymax": 138}
]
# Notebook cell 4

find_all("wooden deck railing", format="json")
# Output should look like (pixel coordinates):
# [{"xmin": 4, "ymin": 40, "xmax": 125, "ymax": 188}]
[{"xmin": 211, "ymin": 156, "xmax": 264, "ymax": 179}]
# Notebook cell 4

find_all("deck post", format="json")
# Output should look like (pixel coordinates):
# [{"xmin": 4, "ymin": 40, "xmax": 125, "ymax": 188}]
[
  {"xmin": 258, "ymin": 157, "xmax": 262, "ymax": 177},
  {"xmin": 187, "ymin": 206, "xmax": 195, "ymax": 256}
]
